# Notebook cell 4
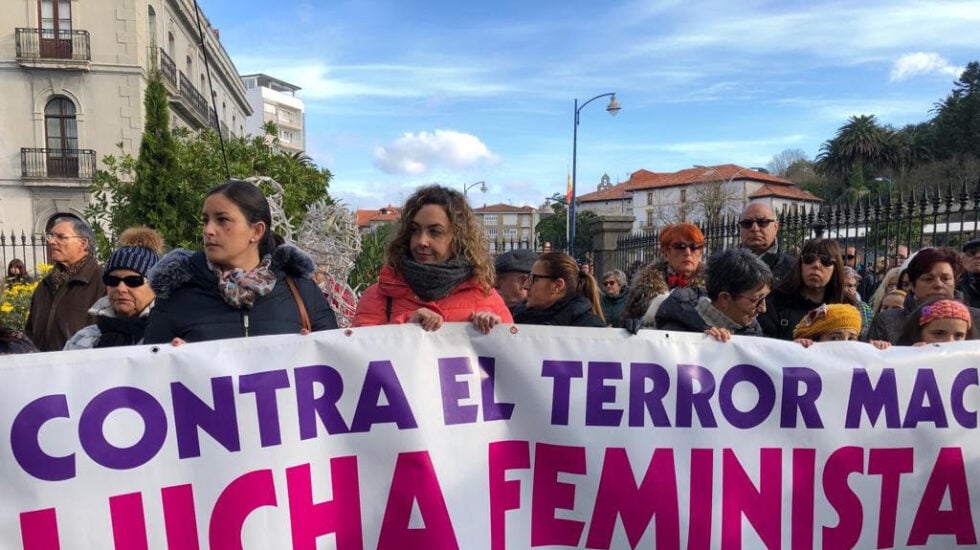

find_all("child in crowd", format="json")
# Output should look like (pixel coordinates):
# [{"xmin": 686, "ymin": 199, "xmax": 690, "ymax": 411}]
[
  {"xmin": 878, "ymin": 289, "xmax": 907, "ymax": 312},
  {"xmin": 898, "ymin": 298, "xmax": 976, "ymax": 346},
  {"xmin": 793, "ymin": 303, "xmax": 891, "ymax": 349}
]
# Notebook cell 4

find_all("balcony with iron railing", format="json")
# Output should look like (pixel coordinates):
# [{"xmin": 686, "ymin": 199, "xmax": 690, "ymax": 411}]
[
  {"xmin": 171, "ymin": 71, "xmax": 210, "ymax": 127},
  {"xmin": 15, "ymin": 28, "xmax": 91, "ymax": 69},
  {"xmin": 157, "ymin": 48, "xmax": 178, "ymax": 92},
  {"xmin": 21, "ymin": 148, "xmax": 97, "ymax": 181}
]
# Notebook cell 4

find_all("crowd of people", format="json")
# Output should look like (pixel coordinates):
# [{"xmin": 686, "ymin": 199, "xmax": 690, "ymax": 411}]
[{"xmin": 2, "ymin": 182, "xmax": 978, "ymax": 355}]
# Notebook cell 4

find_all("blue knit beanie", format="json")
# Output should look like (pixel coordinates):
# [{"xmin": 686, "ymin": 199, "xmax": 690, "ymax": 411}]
[{"xmin": 104, "ymin": 226, "xmax": 164, "ymax": 276}]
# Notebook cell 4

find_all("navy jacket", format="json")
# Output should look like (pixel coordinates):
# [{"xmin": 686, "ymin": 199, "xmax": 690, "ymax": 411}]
[{"xmin": 145, "ymin": 245, "xmax": 337, "ymax": 344}]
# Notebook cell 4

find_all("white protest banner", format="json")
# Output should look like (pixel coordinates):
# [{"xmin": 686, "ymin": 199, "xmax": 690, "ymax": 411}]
[{"xmin": 1, "ymin": 324, "xmax": 977, "ymax": 549}]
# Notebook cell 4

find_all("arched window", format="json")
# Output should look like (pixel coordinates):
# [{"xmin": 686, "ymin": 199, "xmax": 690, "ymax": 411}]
[
  {"xmin": 44, "ymin": 97, "xmax": 79, "ymax": 177},
  {"xmin": 147, "ymin": 6, "xmax": 157, "ymax": 47},
  {"xmin": 167, "ymin": 32, "xmax": 175, "ymax": 58},
  {"xmin": 186, "ymin": 55, "xmax": 192, "ymax": 78},
  {"xmin": 38, "ymin": 0, "xmax": 72, "ymax": 58}
]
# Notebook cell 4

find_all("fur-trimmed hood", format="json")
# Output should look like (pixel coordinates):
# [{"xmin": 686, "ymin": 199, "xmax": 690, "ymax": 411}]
[
  {"xmin": 148, "ymin": 244, "xmax": 315, "ymax": 300},
  {"xmin": 621, "ymin": 259, "xmax": 706, "ymax": 323}
]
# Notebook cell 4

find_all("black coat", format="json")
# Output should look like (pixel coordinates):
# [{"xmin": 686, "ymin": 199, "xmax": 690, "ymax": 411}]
[
  {"xmin": 513, "ymin": 295, "xmax": 605, "ymax": 327},
  {"xmin": 757, "ymin": 289, "xmax": 827, "ymax": 341},
  {"xmin": 145, "ymin": 245, "xmax": 337, "ymax": 344},
  {"xmin": 655, "ymin": 287, "xmax": 763, "ymax": 336},
  {"xmin": 958, "ymin": 273, "xmax": 980, "ymax": 309}
]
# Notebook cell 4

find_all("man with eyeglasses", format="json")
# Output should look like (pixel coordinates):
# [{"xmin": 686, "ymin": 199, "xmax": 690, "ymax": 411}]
[
  {"xmin": 25, "ymin": 216, "xmax": 106, "ymax": 351},
  {"xmin": 959, "ymin": 237, "xmax": 980, "ymax": 308},
  {"xmin": 737, "ymin": 203, "xmax": 795, "ymax": 284}
]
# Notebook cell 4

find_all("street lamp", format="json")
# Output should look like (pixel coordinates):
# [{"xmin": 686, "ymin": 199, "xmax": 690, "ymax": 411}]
[
  {"xmin": 463, "ymin": 180, "xmax": 487, "ymax": 198},
  {"xmin": 873, "ymin": 176, "xmax": 894, "ymax": 198},
  {"xmin": 570, "ymin": 93, "xmax": 621, "ymax": 257}
]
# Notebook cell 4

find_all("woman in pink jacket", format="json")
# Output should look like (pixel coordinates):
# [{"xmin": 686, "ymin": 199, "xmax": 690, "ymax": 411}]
[{"xmin": 352, "ymin": 184, "xmax": 513, "ymax": 330}]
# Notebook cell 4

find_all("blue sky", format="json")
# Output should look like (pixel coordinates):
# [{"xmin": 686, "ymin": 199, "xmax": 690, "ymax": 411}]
[{"xmin": 199, "ymin": 0, "xmax": 979, "ymax": 210}]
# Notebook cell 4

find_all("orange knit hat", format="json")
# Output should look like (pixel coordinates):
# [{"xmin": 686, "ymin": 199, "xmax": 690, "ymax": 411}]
[{"xmin": 793, "ymin": 304, "xmax": 862, "ymax": 339}]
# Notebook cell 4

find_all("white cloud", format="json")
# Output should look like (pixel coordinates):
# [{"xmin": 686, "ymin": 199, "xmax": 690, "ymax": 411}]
[
  {"xmin": 373, "ymin": 130, "xmax": 500, "ymax": 175},
  {"xmin": 890, "ymin": 53, "xmax": 963, "ymax": 82}
]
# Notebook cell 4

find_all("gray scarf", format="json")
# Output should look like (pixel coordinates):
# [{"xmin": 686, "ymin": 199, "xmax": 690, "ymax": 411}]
[{"xmin": 401, "ymin": 255, "xmax": 474, "ymax": 301}]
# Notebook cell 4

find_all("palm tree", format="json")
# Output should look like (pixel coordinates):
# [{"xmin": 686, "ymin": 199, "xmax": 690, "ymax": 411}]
[{"xmin": 816, "ymin": 114, "xmax": 890, "ymax": 194}]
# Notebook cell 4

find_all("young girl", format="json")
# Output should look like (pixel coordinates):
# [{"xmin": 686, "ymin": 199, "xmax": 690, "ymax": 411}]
[
  {"xmin": 793, "ymin": 303, "xmax": 891, "ymax": 349},
  {"xmin": 898, "ymin": 298, "xmax": 976, "ymax": 345}
]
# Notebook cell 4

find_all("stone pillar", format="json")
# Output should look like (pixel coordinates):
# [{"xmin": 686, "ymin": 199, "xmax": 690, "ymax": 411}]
[{"xmin": 587, "ymin": 214, "xmax": 635, "ymax": 277}]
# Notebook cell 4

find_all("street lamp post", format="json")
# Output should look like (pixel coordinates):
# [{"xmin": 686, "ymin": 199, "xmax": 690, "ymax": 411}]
[
  {"xmin": 570, "ymin": 93, "xmax": 620, "ymax": 258},
  {"xmin": 463, "ymin": 180, "xmax": 487, "ymax": 198},
  {"xmin": 873, "ymin": 176, "xmax": 894, "ymax": 198}
]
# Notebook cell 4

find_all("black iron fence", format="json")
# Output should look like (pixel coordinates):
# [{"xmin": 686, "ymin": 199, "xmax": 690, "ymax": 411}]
[
  {"xmin": 608, "ymin": 183, "xmax": 980, "ymax": 279},
  {"xmin": 15, "ymin": 28, "xmax": 91, "ymax": 62},
  {"xmin": 0, "ymin": 232, "xmax": 49, "ymax": 278}
]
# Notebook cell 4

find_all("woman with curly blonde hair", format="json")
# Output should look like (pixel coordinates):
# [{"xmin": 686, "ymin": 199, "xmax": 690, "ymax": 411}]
[{"xmin": 352, "ymin": 184, "xmax": 512, "ymax": 330}]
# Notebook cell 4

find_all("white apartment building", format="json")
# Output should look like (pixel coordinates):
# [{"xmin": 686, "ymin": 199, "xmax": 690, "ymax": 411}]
[
  {"xmin": 0, "ymin": 0, "xmax": 250, "ymax": 234},
  {"xmin": 241, "ymin": 73, "xmax": 305, "ymax": 153}
]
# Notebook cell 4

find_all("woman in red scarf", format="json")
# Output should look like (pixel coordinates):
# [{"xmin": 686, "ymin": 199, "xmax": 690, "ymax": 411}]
[{"xmin": 621, "ymin": 223, "xmax": 707, "ymax": 327}]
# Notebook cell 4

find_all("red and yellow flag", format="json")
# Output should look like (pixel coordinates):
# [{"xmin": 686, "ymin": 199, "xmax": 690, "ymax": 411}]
[{"xmin": 565, "ymin": 172, "xmax": 573, "ymax": 204}]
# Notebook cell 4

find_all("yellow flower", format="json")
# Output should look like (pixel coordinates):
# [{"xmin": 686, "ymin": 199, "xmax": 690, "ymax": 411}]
[{"xmin": 1, "ymin": 303, "xmax": 13, "ymax": 313}]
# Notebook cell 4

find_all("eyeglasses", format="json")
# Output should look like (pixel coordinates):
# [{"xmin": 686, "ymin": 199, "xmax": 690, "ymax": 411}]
[
  {"xmin": 103, "ymin": 274, "xmax": 146, "ymax": 288},
  {"xmin": 735, "ymin": 293, "xmax": 767, "ymax": 309},
  {"xmin": 843, "ymin": 254, "xmax": 856, "ymax": 260},
  {"xmin": 46, "ymin": 233, "xmax": 85, "ymax": 242},
  {"xmin": 529, "ymin": 273, "xmax": 558, "ymax": 285},
  {"xmin": 603, "ymin": 280, "xmax": 618, "ymax": 286},
  {"xmin": 738, "ymin": 218, "xmax": 775, "ymax": 229},
  {"xmin": 670, "ymin": 243, "xmax": 705, "ymax": 252},
  {"xmin": 964, "ymin": 249, "xmax": 980, "ymax": 258},
  {"xmin": 801, "ymin": 253, "xmax": 835, "ymax": 267}
]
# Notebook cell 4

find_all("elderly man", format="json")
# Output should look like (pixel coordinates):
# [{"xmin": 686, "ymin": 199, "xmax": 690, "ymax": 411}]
[
  {"xmin": 494, "ymin": 249, "xmax": 539, "ymax": 312},
  {"xmin": 737, "ymin": 202, "xmax": 795, "ymax": 283},
  {"xmin": 959, "ymin": 237, "xmax": 980, "ymax": 308},
  {"xmin": 25, "ymin": 216, "xmax": 106, "ymax": 351}
]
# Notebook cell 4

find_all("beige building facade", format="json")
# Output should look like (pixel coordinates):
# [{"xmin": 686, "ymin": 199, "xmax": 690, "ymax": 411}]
[{"xmin": 0, "ymin": 0, "xmax": 250, "ymax": 234}]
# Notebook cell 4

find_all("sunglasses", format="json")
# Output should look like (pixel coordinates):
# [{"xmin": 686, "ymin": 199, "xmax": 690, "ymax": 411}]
[
  {"xmin": 843, "ymin": 254, "xmax": 856, "ymax": 260},
  {"xmin": 103, "ymin": 274, "xmax": 146, "ymax": 288},
  {"xmin": 738, "ymin": 218, "xmax": 775, "ymax": 229},
  {"xmin": 670, "ymin": 242, "xmax": 705, "ymax": 252},
  {"xmin": 603, "ymin": 280, "xmax": 618, "ymax": 286},
  {"xmin": 801, "ymin": 253, "xmax": 835, "ymax": 267}
]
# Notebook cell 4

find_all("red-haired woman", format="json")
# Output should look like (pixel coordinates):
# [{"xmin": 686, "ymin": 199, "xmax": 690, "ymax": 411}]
[{"xmin": 621, "ymin": 223, "xmax": 706, "ymax": 327}]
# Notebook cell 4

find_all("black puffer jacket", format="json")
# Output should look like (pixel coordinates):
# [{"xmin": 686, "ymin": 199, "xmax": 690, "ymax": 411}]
[
  {"xmin": 655, "ymin": 287, "xmax": 763, "ymax": 336},
  {"xmin": 145, "ymin": 245, "xmax": 337, "ymax": 344},
  {"xmin": 513, "ymin": 295, "xmax": 605, "ymax": 327},
  {"xmin": 757, "ymin": 289, "xmax": 828, "ymax": 341}
]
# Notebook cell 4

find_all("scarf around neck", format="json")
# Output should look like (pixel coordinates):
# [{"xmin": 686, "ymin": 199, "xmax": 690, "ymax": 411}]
[
  {"xmin": 211, "ymin": 256, "xmax": 277, "ymax": 309},
  {"xmin": 48, "ymin": 254, "xmax": 94, "ymax": 291},
  {"xmin": 400, "ymin": 255, "xmax": 474, "ymax": 301}
]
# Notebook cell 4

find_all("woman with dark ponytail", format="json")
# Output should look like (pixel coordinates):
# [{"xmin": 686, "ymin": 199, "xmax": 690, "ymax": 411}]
[
  {"xmin": 511, "ymin": 252, "xmax": 605, "ymax": 327},
  {"xmin": 145, "ymin": 180, "xmax": 337, "ymax": 344}
]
